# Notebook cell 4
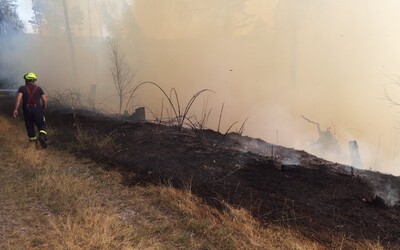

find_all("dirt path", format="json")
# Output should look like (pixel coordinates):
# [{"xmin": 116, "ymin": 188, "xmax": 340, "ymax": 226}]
[
  {"xmin": 0, "ymin": 117, "xmax": 55, "ymax": 248},
  {"xmin": 0, "ymin": 116, "xmax": 144, "ymax": 249}
]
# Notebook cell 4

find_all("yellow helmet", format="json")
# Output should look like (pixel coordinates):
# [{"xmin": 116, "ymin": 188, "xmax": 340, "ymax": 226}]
[{"xmin": 24, "ymin": 72, "xmax": 37, "ymax": 80}]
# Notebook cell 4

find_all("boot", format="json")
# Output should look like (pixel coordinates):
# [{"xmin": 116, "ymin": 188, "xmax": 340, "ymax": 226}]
[{"xmin": 38, "ymin": 132, "xmax": 47, "ymax": 148}]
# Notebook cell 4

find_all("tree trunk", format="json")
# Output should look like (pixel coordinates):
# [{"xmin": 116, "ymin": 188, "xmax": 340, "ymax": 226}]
[{"xmin": 61, "ymin": 0, "xmax": 78, "ymax": 81}]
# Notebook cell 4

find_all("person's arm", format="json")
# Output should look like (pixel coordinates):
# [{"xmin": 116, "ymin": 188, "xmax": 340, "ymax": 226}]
[
  {"xmin": 13, "ymin": 93, "xmax": 23, "ymax": 118},
  {"xmin": 41, "ymin": 94, "xmax": 47, "ymax": 110}
]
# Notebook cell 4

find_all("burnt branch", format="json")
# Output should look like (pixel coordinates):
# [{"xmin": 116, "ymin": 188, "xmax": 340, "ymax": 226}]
[{"xmin": 301, "ymin": 114, "xmax": 321, "ymax": 133}]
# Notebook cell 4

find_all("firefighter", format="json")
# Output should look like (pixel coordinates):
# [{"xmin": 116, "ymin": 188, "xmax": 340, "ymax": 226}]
[{"xmin": 12, "ymin": 72, "xmax": 48, "ymax": 148}]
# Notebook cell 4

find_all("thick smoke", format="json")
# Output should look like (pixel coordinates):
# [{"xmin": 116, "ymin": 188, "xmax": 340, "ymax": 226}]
[{"xmin": 3, "ymin": 0, "xmax": 400, "ymax": 175}]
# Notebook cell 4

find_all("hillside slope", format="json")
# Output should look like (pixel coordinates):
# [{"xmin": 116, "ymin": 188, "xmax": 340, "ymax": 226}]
[
  {"xmin": 0, "ymin": 105, "xmax": 397, "ymax": 249},
  {"xmin": 46, "ymin": 110, "xmax": 400, "ymax": 248},
  {"xmin": 0, "ymin": 114, "xmax": 324, "ymax": 249}
]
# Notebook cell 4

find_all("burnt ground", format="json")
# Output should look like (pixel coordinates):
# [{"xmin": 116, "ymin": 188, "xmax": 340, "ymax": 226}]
[{"xmin": 44, "ymin": 110, "xmax": 400, "ymax": 247}]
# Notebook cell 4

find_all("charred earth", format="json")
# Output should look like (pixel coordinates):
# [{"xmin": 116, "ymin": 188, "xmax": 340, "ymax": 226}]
[{"xmin": 47, "ymin": 109, "xmax": 400, "ymax": 248}]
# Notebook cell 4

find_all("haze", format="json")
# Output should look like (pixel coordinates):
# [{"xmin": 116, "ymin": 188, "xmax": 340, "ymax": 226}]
[{"xmin": 5, "ymin": 0, "xmax": 400, "ymax": 175}]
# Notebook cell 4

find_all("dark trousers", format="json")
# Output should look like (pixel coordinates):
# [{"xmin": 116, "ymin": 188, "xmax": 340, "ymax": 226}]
[{"xmin": 23, "ymin": 107, "xmax": 46, "ymax": 140}]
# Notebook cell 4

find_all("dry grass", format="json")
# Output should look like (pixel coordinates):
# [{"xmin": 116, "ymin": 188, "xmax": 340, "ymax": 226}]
[
  {"xmin": 137, "ymin": 186, "xmax": 321, "ymax": 249},
  {"xmin": 0, "ymin": 115, "xmax": 386, "ymax": 249}
]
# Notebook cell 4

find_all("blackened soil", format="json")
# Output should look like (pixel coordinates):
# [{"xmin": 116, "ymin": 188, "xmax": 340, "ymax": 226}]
[{"xmin": 48, "ymin": 111, "xmax": 400, "ymax": 248}]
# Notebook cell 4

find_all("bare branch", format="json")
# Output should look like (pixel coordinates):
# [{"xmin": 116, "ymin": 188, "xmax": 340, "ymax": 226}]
[
  {"xmin": 301, "ymin": 114, "xmax": 321, "ymax": 133},
  {"xmin": 107, "ymin": 38, "xmax": 134, "ymax": 114},
  {"xmin": 384, "ymin": 86, "xmax": 400, "ymax": 107},
  {"xmin": 238, "ymin": 117, "xmax": 249, "ymax": 135}
]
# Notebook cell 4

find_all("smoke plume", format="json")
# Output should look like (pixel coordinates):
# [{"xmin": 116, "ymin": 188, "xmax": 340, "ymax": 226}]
[{"xmin": 2, "ymin": 0, "xmax": 400, "ymax": 175}]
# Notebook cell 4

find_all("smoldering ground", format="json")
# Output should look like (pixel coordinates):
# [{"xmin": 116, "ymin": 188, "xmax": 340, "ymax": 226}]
[{"xmin": 4, "ymin": 0, "xmax": 400, "ymax": 175}]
